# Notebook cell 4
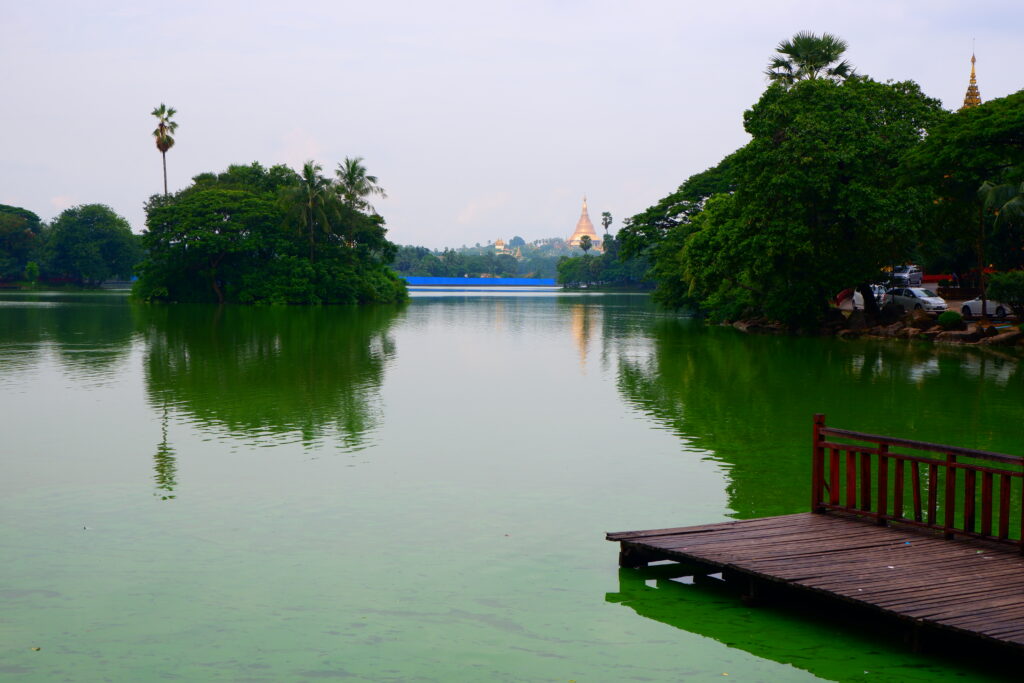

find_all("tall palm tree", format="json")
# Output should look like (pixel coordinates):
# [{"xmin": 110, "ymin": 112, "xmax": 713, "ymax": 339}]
[
  {"xmin": 976, "ymin": 180, "xmax": 1024, "ymax": 314},
  {"xmin": 766, "ymin": 32, "xmax": 855, "ymax": 85},
  {"xmin": 151, "ymin": 104, "xmax": 178, "ymax": 195},
  {"xmin": 335, "ymin": 156, "xmax": 387, "ymax": 213},
  {"xmin": 281, "ymin": 161, "xmax": 339, "ymax": 261}
]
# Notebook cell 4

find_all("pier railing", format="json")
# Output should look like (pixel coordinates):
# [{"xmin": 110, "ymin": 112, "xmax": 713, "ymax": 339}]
[{"xmin": 811, "ymin": 414, "xmax": 1024, "ymax": 550}]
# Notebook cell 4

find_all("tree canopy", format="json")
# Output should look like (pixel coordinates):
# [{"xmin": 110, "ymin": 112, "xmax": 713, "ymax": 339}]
[
  {"xmin": 766, "ymin": 31, "xmax": 855, "ymax": 85},
  {"xmin": 47, "ymin": 204, "xmax": 143, "ymax": 285},
  {"xmin": 902, "ymin": 89, "xmax": 1024, "ymax": 273},
  {"xmin": 0, "ymin": 204, "xmax": 43, "ymax": 280},
  {"xmin": 650, "ymin": 76, "xmax": 945, "ymax": 324}
]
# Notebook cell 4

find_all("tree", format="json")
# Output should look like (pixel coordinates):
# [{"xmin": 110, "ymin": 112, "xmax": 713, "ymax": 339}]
[
  {"xmin": 579, "ymin": 235, "xmax": 592, "ymax": 254},
  {"xmin": 975, "ymin": 180, "xmax": 1024, "ymax": 313},
  {"xmin": 766, "ymin": 31, "xmax": 854, "ymax": 85},
  {"xmin": 619, "ymin": 150, "xmax": 741, "ymax": 260},
  {"xmin": 335, "ymin": 156, "xmax": 387, "ymax": 214},
  {"xmin": 601, "ymin": 211, "xmax": 612, "ymax": 235},
  {"xmin": 281, "ymin": 161, "xmax": 340, "ymax": 261},
  {"xmin": 987, "ymin": 271, "xmax": 1024, "ymax": 317},
  {"xmin": 0, "ymin": 204, "xmax": 43, "ymax": 280},
  {"xmin": 46, "ymin": 204, "xmax": 142, "ymax": 286},
  {"xmin": 151, "ymin": 104, "xmax": 178, "ymax": 196},
  {"xmin": 671, "ymin": 77, "xmax": 944, "ymax": 324},
  {"xmin": 902, "ymin": 90, "xmax": 1024, "ymax": 278},
  {"xmin": 140, "ymin": 190, "xmax": 278, "ymax": 303}
]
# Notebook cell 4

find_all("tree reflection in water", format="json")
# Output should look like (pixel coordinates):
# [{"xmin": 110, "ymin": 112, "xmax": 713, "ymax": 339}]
[
  {"xmin": 617, "ymin": 318, "xmax": 1023, "ymax": 519},
  {"xmin": 136, "ymin": 304, "xmax": 403, "ymax": 494},
  {"xmin": 153, "ymin": 403, "xmax": 177, "ymax": 500}
]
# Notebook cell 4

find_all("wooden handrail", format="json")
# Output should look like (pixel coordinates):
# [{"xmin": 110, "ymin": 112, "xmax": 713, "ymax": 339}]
[{"xmin": 811, "ymin": 414, "xmax": 1024, "ymax": 551}]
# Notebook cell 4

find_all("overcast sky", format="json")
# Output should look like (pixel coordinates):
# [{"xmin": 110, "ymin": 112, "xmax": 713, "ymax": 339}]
[{"xmin": 2, "ymin": 1, "xmax": 1020, "ymax": 249}]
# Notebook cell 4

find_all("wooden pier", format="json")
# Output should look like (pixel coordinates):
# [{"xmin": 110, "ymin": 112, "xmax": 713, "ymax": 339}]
[{"xmin": 608, "ymin": 415, "xmax": 1024, "ymax": 653}]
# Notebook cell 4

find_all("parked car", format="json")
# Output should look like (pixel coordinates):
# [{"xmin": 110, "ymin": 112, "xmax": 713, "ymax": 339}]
[
  {"xmin": 852, "ymin": 284, "xmax": 888, "ymax": 310},
  {"xmin": 960, "ymin": 297, "xmax": 1014, "ymax": 318},
  {"xmin": 883, "ymin": 287, "xmax": 947, "ymax": 313},
  {"xmin": 891, "ymin": 265, "xmax": 923, "ymax": 287}
]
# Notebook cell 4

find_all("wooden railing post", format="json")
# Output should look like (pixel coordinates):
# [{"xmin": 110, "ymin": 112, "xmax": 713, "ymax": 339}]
[
  {"xmin": 877, "ymin": 444, "xmax": 889, "ymax": 525},
  {"xmin": 808, "ymin": 415, "xmax": 1021, "ymax": 548},
  {"xmin": 944, "ymin": 453, "xmax": 957, "ymax": 539},
  {"xmin": 811, "ymin": 414, "xmax": 826, "ymax": 512}
]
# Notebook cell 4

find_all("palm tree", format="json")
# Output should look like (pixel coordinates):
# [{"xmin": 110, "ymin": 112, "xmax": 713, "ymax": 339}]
[
  {"xmin": 281, "ymin": 161, "xmax": 339, "ymax": 261},
  {"xmin": 151, "ymin": 104, "xmax": 178, "ymax": 195},
  {"xmin": 579, "ymin": 235, "xmax": 592, "ymax": 254},
  {"xmin": 335, "ymin": 156, "xmax": 387, "ymax": 213},
  {"xmin": 976, "ymin": 180, "xmax": 1024, "ymax": 315},
  {"xmin": 766, "ymin": 32, "xmax": 854, "ymax": 85}
]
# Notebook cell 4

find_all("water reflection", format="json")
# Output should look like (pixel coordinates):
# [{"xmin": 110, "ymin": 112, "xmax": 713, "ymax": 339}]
[
  {"xmin": 0, "ymin": 292, "xmax": 135, "ymax": 386},
  {"xmin": 153, "ymin": 403, "xmax": 177, "ymax": 500},
  {"xmin": 568, "ymin": 302, "xmax": 598, "ymax": 372},
  {"xmin": 605, "ymin": 565, "xmax": 1011, "ymax": 681},
  {"xmin": 136, "ymin": 304, "xmax": 403, "ymax": 455},
  {"xmin": 617, "ymin": 319, "xmax": 1024, "ymax": 518}
]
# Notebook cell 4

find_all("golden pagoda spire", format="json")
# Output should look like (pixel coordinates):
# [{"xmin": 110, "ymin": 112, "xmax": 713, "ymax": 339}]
[
  {"xmin": 960, "ymin": 53, "xmax": 982, "ymax": 110},
  {"xmin": 568, "ymin": 195, "xmax": 601, "ymax": 250}
]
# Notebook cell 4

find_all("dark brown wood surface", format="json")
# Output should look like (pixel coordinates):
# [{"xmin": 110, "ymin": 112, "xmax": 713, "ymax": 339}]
[{"xmin": 608, "ymin": 512, "xmax": 1024, "ymax": 650}]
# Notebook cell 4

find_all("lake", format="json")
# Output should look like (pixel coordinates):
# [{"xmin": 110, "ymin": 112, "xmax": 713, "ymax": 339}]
[{"xmin": 1, "ymin": 290, "xmax": 1021, "ymax": 682}]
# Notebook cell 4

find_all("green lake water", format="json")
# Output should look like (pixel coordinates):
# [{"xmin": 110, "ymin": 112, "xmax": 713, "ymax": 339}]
[{"xmin": 1, "ymin": 291, "xmax": 1021, "ymax": 682}]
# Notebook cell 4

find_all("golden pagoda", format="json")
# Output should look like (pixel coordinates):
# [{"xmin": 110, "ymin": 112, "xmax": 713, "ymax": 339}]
[
  {"xmin": 568, "ymin": 196, "xmax": 602, "ymax": 251},
  {"xmin": 960, "ymin": 53, "xmax": 982, "ymax": 110}
]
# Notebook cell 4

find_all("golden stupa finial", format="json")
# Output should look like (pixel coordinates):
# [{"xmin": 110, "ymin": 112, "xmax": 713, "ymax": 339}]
[{"xmin": 960, "ymin": 51, "xmax": 982, "ymax": 110}]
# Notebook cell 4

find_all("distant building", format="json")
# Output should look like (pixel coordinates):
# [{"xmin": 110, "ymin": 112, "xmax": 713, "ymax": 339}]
[
  {"xmin": 494, "ymin": 238, "xmax": 508, "ymax": 254},
  {"xmin": 567, "ymin": 197, "xmax": 602, "ymax": 251},
  {"xmin": 960, "ymin": 53, "xmax": 982, "ymax": 110}
]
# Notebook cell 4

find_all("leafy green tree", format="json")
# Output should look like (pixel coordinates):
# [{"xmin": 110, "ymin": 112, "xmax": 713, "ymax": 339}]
[
  {"xmin": 980, "ymin": 180, "xmax": 1024, "ymax": 271},
  {"xmin": 46, "ymin": 204, "xmax": 142, "ymax": 285},
  {"xmin": 601, "ymin": 211, "xmax": 612, "ymax": 235},
  {"xmin": 191, "ymin": 161, "xmax": 300, "ymax": 194},
  {"xmin": 579, "ymin": 235, "xmax": 592, "ymax": 254},
  {"xmin": 335, "ymin": 156, "xmax": 387, "ymax": 214},
  {"xmin": 987, "ymin": 271, "xmax": 1024, "ymax": 317},
  {"xmin": 902, "ymin": 90, "xmax": 1024, "ymax": 278},
  {"xmin": 972, "ymin": 180, "xmax": 1024, "ymax": 311},
  {"xmin": 673, "ymin": 77, "xmax": 944, "ymax": 324},
  {"xmin": 151, "ymin": 103, "xmax": 178, "ymax": 196},
  {"xmin": 619, "ymin": 150, "xmax": 741, "ymax": 260},
  {"xmin": 766, "ymin": 31, "xmax": 854, "ymax": 85},
  {"xmin": 139, "ymin": 189, "xmax": 279, "ymax": 303},
  {"xmin": 0, "ymin": 204, "xmax": 43, "ymax": 280}
]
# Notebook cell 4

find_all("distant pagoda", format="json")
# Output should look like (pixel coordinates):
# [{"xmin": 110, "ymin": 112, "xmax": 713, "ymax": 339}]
[
  {"xmin": 568, "ymin": 196, "xmax": 601, "ymax": 251},
  {"xmin": 960, "ymin": 53, "xmax": 982, "ymax": 110}
]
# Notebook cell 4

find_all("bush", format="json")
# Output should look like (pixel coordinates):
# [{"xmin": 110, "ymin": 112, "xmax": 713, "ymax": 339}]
[
  {"xmin": 987, "ymin": 271, "xmax": 1024, "ymax": 315},
  {"xmin": 937, "ymin": 310, "xmax": 963, "ymax": 330}
]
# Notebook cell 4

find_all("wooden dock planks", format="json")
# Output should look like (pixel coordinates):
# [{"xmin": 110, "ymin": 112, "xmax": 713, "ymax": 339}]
[{"xmin": 608, "ymin": 512, "xmax": 1024, "ymax": 651}]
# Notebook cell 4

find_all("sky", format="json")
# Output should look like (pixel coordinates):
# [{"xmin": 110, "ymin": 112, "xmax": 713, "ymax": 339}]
[{"xmin": 2, "ymin": 1, "xmax": 1021, "ymax": 249}]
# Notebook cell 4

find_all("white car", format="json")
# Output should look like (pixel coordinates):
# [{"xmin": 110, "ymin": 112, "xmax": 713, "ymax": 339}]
[
  {"xmin": 852, "ymin": 284, "xmax": 887, "ymax": 310},
  {"xmin": 883, "ymin": 287, "xmax": 947, "ymax": 313},
  {"xmin": 960, "ymin": 297, "xmax": 1014, "ymax": 318}
]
